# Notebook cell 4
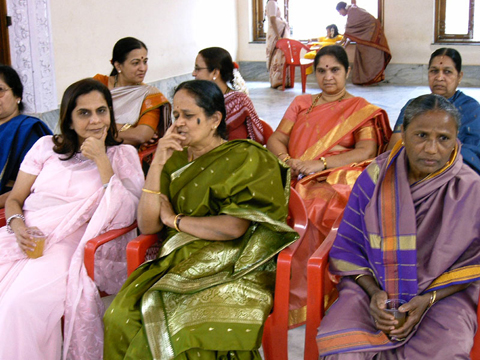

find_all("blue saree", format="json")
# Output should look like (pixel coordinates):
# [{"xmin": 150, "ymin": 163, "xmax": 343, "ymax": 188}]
[{"xmin": 0, "ymin": 114, "xmax": 52, "ymax": 194}]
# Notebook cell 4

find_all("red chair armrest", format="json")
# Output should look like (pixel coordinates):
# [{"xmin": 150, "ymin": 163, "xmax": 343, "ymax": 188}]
[
  {"xmin": 84, "ymin": 221, "xmax": 137, "ymax": 281},
  {"xmin": 138, "ymin": 146, "xmax": 157, "ymax": 164},
  {"xmin": 0, "ymin": 208, "xmax": 5, "ymax": 227},
  {"xmin": 126, "ymin": 233, "xmax": 160, "ymax": 276}
]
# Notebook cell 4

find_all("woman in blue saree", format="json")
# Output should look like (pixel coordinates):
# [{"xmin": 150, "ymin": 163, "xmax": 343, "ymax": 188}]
[
  {"xmin": 388, "ymin": 48, "xmax": 480, "ymax": 174},
  {"xmin": 0, "ymin": 65, "xmax": 52, "ymax": 207}
]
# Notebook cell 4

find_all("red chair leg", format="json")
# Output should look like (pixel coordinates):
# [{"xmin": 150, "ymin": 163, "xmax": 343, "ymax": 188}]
[
  {"xmin": 301, "ymin": 67, "xmax": 307, "ymax": 93},
  {"xmin": 290, "ymin": 66, "xmax": 296, "ymax": 89},
  {"xmin": 282, "ymin": 64, "xmax": 287, "ymax": 91}
]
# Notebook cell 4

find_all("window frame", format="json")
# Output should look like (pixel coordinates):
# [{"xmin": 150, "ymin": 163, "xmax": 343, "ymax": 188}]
[{"xmin": 434, "ymin": 0, "xmax": 476, "ymax": 43}]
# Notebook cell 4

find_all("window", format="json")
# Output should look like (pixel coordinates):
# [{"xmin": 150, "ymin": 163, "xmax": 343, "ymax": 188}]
[
  {"xmin": 252, "ymin": 0, "xmax": 383, "ymax": 42},
  {"xmin": 435, "ymin": 0, "xmax": 480, "ymax": 43}
]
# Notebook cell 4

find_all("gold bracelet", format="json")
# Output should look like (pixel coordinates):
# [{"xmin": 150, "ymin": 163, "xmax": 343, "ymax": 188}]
[
  {"xmin": 174, "ymin": 213, "xmax": 185, "ymax": 232},
  {"xmin": 119, "ymin": 123, "xmax": 132, "ymax": 132},
  {"xmin": 277, "ymin": 152, "xmax": 288, "ymax": 158},
  {"xmin": 354, "ymin": 274, "xmax": 367, "ymax": 282},
  {"xmin": 142, "ymin": 188, "xmax": 162, "ymax": 195},
  {"xmin": 320, "ymin": 156, "xmax": 327, "ymax": 169},
  {"xmin": 428, "ymin": 290, "xmax": 437, "ymax": 307},
  {"xmin": 282, "ymin": 155, "xmax": 291, "ymax": 162}
]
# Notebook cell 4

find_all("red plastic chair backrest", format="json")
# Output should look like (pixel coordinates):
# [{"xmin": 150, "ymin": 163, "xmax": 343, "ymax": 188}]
[
  {"xmin": 260, "ymin": 119, "xmax": 274, "ymax": 145},
  {"xmin": 0, "ymin": 208, "xmax": 5, "ymax": 227},
  {"xmin": 276, "ymin": 38, "xmax": 309, "ymax": 65}
]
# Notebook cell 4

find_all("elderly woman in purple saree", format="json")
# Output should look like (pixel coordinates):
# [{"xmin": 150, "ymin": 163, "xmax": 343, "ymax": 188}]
[{"xmin": 317, "ymin": 94, "xmax": 480, "ymax": 359}]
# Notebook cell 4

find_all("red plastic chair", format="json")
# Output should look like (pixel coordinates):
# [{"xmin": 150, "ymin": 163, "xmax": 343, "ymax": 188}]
[
  {"xmin": 303, "ymin": 212, "xmax": 480, "ymax": 360},
  {"xmin": 138, "ymin": 145, "xmax": 157, "ymax": 166},
  {"xmin": 260, "ymin": 119, "xmax": 274, "ymax": 145},
  {"xmin": 275, "ymin": 38, "xmax": 314, "ymax": 93},
  {"xmin": 0, "ymin": 208, "xmax": 5, "ymax": 227},
  {"xmin": 124, "ymin": 188, "xmax": 308, "ymax": 360},
  {"xmin": 84, "ymin": 221, "xmax": 138, "ymax": 296}
]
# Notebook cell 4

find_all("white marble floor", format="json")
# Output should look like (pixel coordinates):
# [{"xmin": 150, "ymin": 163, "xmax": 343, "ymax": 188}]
[
  {"xmin": 248, "ymin": 80, "xmax": 480, "ymax": 360},
  {"xmin": 247, "ymin": 80, "xmax": 480, "ymax": 132}
]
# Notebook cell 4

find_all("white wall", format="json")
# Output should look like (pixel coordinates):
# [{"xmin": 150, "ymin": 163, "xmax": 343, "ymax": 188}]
[
  {"xmin": 50, "ymin": 0, "xmax": 239, "ymax": 100},
  {"xmin": 236, "ymin": 0, "xmax": 480, "ymax": 65}
]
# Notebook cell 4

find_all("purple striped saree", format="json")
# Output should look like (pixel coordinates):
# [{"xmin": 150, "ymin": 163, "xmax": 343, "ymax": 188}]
[{"xmin": 317, "ymin": 142, "xmax": 480, "ymax": 358}]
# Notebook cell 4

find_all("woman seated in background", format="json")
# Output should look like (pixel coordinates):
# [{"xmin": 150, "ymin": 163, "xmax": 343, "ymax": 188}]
[
  {"xmin": 103, "ymin": 80, "xmax": 298, "ymax": 359},
  {"xmin": 94, "ymin": 37, "xmax": 171, "ymax": 148},
  {"xmin": 388, "ymin": 48, "xmax": 480, "ymax": 173},
  {"xmin": 305, "ymin": 24, "xmax": 343, "ymax": 59},
  {"xmin": 267, "ymin": 45, "xmax": 391, "ymax": 327},
  {"xmin": 0, "ymin": 65, "xmax": 52, "ymax": 208},
  {"xmin": 317, "ymin": 94, "xmax": 480, "ymax": 359},
  {"xmin": 193, "ymin": 46, "xmax": 266, "ymax": 143},
  {"xmin": 0, "ymin": 78, "xmax": 144, "ymax": 360}
]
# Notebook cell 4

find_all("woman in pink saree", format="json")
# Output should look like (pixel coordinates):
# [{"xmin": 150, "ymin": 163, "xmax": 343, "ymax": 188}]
[{"xmin": 0, "ymin": 78, "xmax": 144, "ymax": 360}]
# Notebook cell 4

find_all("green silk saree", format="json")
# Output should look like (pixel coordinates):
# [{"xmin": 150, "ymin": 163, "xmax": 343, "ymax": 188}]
[{"xmin": 104, "ymin": 140, "xmax": 298, "ymax": 360}]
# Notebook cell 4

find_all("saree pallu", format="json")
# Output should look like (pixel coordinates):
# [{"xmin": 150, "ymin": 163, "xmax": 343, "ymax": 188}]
[
  {"xmin": 266, "ymin": 13, "xmax": 291, "ymax": 88},
  {"xmin": 93, "ymin": 74, "xmax": 172, "ymax": 138},
  {"xmin": 277, "ymin": 96, "xmax": 391, "ymax": 326},
  {"xmin": 344, "ymin": 6, "xmax": 391, "ymax": 85},
  {"xmin": 104, "ymin": 140, "xmax": 299, "ymax": 360},
  {"xmin": 0, "ymin": 114, "xmax": 52, "ymax": 194},
  {"xmin": 224, "ymin": 91, "xmax": 264, "ymax": 144},
  {"xmin": 318, "ymin": 142, "xmax": 480, "ymax": 358}
]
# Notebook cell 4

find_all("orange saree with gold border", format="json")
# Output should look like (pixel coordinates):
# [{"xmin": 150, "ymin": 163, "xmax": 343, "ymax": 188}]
[{"xmin": 277, "ymin": 95, "xmax": 391, "ymax": 326}]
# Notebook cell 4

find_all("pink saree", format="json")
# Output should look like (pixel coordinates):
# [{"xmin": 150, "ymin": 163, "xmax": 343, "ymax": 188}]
[{"xmin": 0, "ymin": 136, "xmax": 144, "ymax": 360}]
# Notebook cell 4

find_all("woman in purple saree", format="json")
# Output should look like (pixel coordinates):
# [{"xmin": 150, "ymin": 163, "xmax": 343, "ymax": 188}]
[{"xmin": 317, "ymin": 94, "xmax": 480, "ymax": 359}]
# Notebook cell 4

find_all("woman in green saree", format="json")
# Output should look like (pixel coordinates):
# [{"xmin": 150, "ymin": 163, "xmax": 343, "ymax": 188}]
[{"xmin": 103, "ymin": 80, "xmax": 298, "ymax": 360}]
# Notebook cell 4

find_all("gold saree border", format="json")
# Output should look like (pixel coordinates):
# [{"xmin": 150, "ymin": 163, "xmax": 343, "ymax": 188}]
[
  {"xmin": 300, "ymin": 104, "xmax": 380, "ymax": 161},
  {"xmin": 426, "ymin": 265, "xmax": 480, "ymax": 291}
]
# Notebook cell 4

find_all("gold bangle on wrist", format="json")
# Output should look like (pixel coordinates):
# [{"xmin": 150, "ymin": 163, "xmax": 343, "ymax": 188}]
[
  {"xmin": 120, "ymin": 123, "xmax": 132, "ymax": 132},
  {"xmin": 428, "ymin": 290, "xmax": 437, "ymax": 307},
  {"xmin": 320, "ymin": 156, "xmax": 327, "ymax": 169},
  {"xmin": 142, "ymin": 188, "xmax": 162, "ymax": 195},
  {"xmin": 282, "ymin": 155, "xmax": 291, "ymax": 162},
  {"xmin": 354, "ymin": 274, "xmax": 367, "ymax": 282},
  {"xmin": 174, "ymin": 213, "xmax": 185, "ymax": 232}
]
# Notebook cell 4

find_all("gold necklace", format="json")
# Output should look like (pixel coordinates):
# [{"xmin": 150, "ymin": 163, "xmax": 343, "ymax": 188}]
[{"xmin": 306, "ymin": 91, "xmax": 347, "ymax": 116}]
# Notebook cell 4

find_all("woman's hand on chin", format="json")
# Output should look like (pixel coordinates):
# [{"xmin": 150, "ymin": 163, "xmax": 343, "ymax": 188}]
[
  {"xmin": 151, "ymin": 124, "xmax": 185, "ymax": 166},
  {"xmin": 81, "ymin": 127, "xmax": 108, "ymax": 162}
]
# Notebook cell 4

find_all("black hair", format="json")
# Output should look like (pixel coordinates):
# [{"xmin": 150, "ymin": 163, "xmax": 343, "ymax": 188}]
[
  {"xmin": 428, "ymin": 48, "xmax": 462, "ymax": 73},
  {"xmin": 110, "ymin": 37, "xmax": 147, "ymax": 76},
  {"xmin": 336, "ymin": 2, "xmax": 347, "ymax": 11},
  {"xmin": 404, "ymin": 94, "xmax": 460, "ymax": 131},
  {"xmin": 198, "ymin": 47, "xmax": 235, "ymax": 87},
  {"xmin": 174, "ymin": 80, "xmax": 228, "ymax": 140},
  {"xmin": 0, "ymin": 65, "xmax": 24, "ymax": 112},
  {"xmin": 314, "ymin": 45, "xmax": 349, "ymax": 71},
  {"xmin": 326, "ymin": 24, "xmax": 339, "ymax": 38},
  {"xmin": 53, "ymin": 78, "xmax": 121, "ymax": 159}
]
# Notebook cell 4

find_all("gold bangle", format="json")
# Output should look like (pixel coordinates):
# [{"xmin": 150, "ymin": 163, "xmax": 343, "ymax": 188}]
[
  {"xmin": 282, "ymin": 155, "xmax": 291, "ymax": 162},
  {"xmin": 120, "ymin": 123, "xmax": 132, "ymax": 132},
  {"xmin": 142, "ymin": 188, "xmax": 162, "ymax": 195},
  {"xmin": 277, "ymin": 152, "xmax": 288, "ymax": 157},
  {"xmin": 174, "ymin": 213, "xmax": 185, "ymax": 232},
  {"xmin": 320, "ymin": 156, "xmax": 327, "ymax": 169},
  {"xmin": 354, "ymin": 274, "xmax": 367, "ymax": 282},
  {"xmin": 429, "ymin": 290, "xmax": 437, "ymax": 307}
]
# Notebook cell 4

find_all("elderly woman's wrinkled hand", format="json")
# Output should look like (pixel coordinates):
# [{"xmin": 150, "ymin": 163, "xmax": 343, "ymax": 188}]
[
  {"xmin": 388, "ymin": 294, "xmax": 430, "ymax": 340},
  {"xmin": 158, "ymin": 194, "xmax": 176, "ymax": 228},
  {"xmin": 369, "ymin": 291, "xmax": 397, "ymax": 334},
  {"xmin": 294, "ymin": 159, "xmax": 325, "ymax": 175},
  {"xmin": 152, "ymin": 124, "xmax": 185, "ymax": 166}
]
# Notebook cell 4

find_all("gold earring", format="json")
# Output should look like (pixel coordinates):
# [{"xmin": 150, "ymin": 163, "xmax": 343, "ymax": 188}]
[{"xmin": 402, "ymin": 141, "xmax": 405, "ymax": 145}]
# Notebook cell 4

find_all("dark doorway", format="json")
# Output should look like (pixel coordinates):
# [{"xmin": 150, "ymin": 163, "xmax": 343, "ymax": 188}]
[{"xmin": 0, "ymin": 0, "xmax": 11, "ymax": 65}]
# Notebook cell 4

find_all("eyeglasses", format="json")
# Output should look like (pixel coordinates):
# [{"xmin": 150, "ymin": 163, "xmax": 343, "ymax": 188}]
[
  {"xmin": 193, "ymin": 66, "xmax": 209, "ymax": 73},
  {"xmin": 0, "ymin": 86, "xmax": 12, "ymax": 98}
]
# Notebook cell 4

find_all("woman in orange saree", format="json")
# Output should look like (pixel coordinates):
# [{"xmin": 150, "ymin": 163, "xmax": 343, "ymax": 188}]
[{"xmin": 267, "ymin": 45, "xmax": 392, "ymax": 327}]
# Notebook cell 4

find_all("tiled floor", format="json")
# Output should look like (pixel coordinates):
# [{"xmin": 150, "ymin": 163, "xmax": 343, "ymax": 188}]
[
  {"xmin": 247, "ymin": 79, "xmax": 480, "ymax": 360},
  {"xmin": 247, "ymin": 80, "xmax": 480, "ymax": 132}
]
